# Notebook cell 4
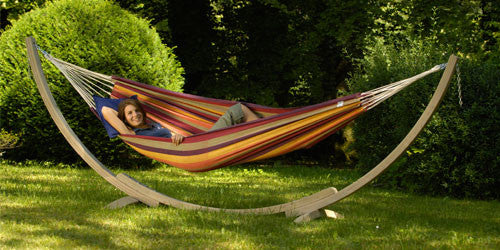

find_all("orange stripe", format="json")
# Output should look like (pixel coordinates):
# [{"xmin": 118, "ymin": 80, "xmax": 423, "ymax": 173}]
[
  {"xmin": 129, "ymin": 104, "xmax": 362, "ymax": 171},
  {"xmin": 114, "ymin": 85, "xmax": 215, "ymax": 124},
  {"xmin": 113, "ymin": 86, "xmax": 216, "ymax": 133},
  {"xmin": 114, "ymin": 82, "xmax": 228, "ymax": 116},
  {"xmin": 252, "ymin": 107, "xmax": 365, "ymax": 161}
]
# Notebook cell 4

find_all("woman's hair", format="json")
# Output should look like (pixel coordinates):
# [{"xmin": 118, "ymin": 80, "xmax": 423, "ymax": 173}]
[{"xmin": 117, "ymin": 99, "xmax": 149, "ymax": 129}]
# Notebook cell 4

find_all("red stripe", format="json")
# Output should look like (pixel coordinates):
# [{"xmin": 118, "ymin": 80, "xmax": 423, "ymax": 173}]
[
  {"xmin": 112, "ymin": 82, "xmax": 220, "ymax": 121},
  {"xmin": 222, "ymin": 108, "xmax": 363, "ymax": 166},
  {"xmin": 113, "ymin": 76, "xmax": 298, "ymax": 114},
  {"xmin": 113, "ymin": 76, "xmax": 236, "ymax": 106},
  {"xmin": 186, "ymin": 95, "xmax": 361, "ymax": 141},
  {"xmin": 121, "ymin": 106, "xmax": 360, "ymax": 157}
]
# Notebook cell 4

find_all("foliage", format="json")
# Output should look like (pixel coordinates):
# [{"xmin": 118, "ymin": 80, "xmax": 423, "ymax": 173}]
[
  {"xmin": 0, "ymin": 0, "xmax": 184, "ymax": 167},
  {"xmin": 113, "ymin": 0, "xmax": 171, "ymax": 41},
  {"xmin": 115, "ymin": 0, "xmax": 378, "ymax": 165},
  {"xmin": 118, "ymin": 0, "xmax": 376, "ymax": 104},
  {"xmin": 348, "ymin": 39, "xmax": 500, "ymax": 199},
  {"xmin": 204, "ymin": 0, "xmax": 377, "ymax": 106},
  {"xmin": 481, "ymin": 1, "xmax": 500, "ymax": 63},
  {"xmin": 0, "ymin": 128, "xmax": 20, "ymax": 150},
  {"xmin": 115, "ymin": 0, "xmax": 218, "ymax": 98},
  {"xmin": 1, "ymin": 0, "xmax": 499, "ymax": 198},
  {"xmin": 372, "ymin": 0, "xmax": 499, "ymax": 59},
  {"xmin": 0, "ymin": 0, "xmax": 47, "ymax": 32}
]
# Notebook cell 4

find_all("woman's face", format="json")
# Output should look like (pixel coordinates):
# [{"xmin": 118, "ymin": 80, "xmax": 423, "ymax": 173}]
[{"xmin": 124, "ymin": 104, "xmax": 144, "ymax": 128}]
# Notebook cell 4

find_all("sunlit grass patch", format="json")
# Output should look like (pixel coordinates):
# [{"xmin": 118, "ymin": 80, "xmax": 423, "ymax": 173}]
[{"xmin": 1, "ymin": 160, "xmax": 499, "ymax": 249}]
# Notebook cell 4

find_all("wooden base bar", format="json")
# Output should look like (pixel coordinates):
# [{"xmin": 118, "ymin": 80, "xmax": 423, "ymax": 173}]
[{"xmin": 107, "ymin": 194, "xmax": 344, "ymax": 223}]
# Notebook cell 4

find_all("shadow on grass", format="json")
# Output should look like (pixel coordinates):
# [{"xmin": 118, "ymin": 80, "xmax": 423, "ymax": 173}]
[
  {"xmin": 1, "ymin": 163, "xmax": 498, "ymax": 248},
  {"xmin": 332, "ymin": 190, "xmax": 500, "ymax": 248},
  {"xmin": 123, "ymin": 164, "xmax": 364, "ymax": 209},
  {"xmin": 0, "ymin": 205, "xmax": 120, "ymax": 248},
  {"xmin": 0, "ymin": 166, "xmax": 125, "ymax": 248}
]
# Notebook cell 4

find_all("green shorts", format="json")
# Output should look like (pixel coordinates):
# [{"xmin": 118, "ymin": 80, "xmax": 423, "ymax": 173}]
[{"xmin": 209, "ymin": 103, "xmax": 245, "ymax": 131}]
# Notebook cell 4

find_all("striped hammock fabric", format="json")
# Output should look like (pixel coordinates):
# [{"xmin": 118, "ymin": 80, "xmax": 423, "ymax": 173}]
[
  {"xmin": 40, "ymin": 49, "xmax": 446, "ymax": 172},
  {"xmin": 111, "ymin": 76, "xmax": 364, "ymax": 171}
]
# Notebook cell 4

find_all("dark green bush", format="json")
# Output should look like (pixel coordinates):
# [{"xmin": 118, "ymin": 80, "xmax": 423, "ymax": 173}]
[
  {"xmin": 349, "ymin": 39, "xmax": 499, "ymax": 199},
  {"xmin": 0, "ymin": 0, "xmax": 184, "ymax": 168},
  {"xmin": 0, "ymin": 129, "xmax": 21, "ymax": 150}
]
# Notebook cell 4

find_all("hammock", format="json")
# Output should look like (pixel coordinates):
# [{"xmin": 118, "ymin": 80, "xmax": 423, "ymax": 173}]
[
  {"xmin": 34, "ymin": 45, "xmax": 448, "ymax": 172},
  {"xmin": 27, "ymin": 37, "xmax": 458, "ymax": 222}
]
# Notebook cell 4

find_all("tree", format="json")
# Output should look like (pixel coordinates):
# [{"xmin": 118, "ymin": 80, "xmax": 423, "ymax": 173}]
[
  {"xmin": 113, "ymin": 0, "xmax": 379, "ymax": 165},
  {"xmin": 0, "ymin": 0, "xmax": 47, "ymax": 32}
]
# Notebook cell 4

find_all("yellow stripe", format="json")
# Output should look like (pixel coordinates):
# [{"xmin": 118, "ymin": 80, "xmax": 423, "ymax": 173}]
[
  {"xmin": 127, "ymin": 104, "xmax": 363, "ymax": 166},
  {"xmin": 114, "ymin": 85, "xmax": 214, "ymax": 125},
  {"xmin": 116, "ymin": 80, "xmax": 283, "ymax": 117},
  {"xmin": 252, "ymin": 107, "xmax": 364, "ymax": 161},
  {"xmin": 122, "ymin": 100, "xmax": 361, "ymax": 152}
]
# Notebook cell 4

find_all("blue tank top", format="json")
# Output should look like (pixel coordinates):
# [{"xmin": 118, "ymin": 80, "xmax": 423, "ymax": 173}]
[{"xmin": 133, "ymin": 122, "xmax": 172, "ymax": 138}]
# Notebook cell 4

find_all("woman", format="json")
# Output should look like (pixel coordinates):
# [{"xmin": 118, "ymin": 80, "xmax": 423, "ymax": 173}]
[
  {"xmin": 101, "ymin": 99, "xmax": 184, "ymax": 145},
  {"xmin": 101, "ymin": 99, "xmax": 260, "ymax": 145}
]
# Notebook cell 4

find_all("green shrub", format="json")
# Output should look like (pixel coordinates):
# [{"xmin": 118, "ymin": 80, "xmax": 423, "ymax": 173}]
[
  {"xmin": 0, "ymin": 129, "xmax": 21, "ymax": 150},
  {"xmin": 348, "ymin": 39, "xmax": 499, "ymax": 199},
  {"xmin": 0, "ymin": 0, "xmax": 184, "ymax": 168}
]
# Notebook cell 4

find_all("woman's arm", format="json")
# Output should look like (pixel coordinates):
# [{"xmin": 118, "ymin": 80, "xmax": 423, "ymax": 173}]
[{"xmin": 101, "ymin": 106, "xmax": 135, "ymax": 135}]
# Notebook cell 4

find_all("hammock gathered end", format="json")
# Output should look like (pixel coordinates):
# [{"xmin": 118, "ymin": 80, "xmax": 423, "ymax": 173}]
[
  {"xmin": 39, "ymin": 48, "xmax": 447, "ymax": 172},
  {"xmin": 360, "ymin": 63, "xmax": 447, "ymax": 110}
]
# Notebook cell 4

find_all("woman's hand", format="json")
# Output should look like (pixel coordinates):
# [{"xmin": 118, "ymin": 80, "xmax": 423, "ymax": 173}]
[{"xmin": 172, "ymin": 133, "xmax": 184, "ymax": 146}]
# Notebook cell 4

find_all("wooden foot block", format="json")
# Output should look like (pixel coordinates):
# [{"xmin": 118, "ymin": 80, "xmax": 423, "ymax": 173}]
[
  {"xmin": 324, "ymin": 209, "xmax": 344, "ymax": 219},
  {"xmin": 294, "ymin": 209, "xmax": 323, "ymax": 223},
  {"xmin": 106, "ymin": 196, "xmax": 140, "ymax": 209},
  {"xmin": 294, "ymin": 209, "xmax": 344, "ymax": 223}
]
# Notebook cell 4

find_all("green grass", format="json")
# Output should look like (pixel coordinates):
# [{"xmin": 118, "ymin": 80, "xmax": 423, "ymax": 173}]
[{"xmin": 1, "ymin": 160, "xmax": 499, "ymax": 249}]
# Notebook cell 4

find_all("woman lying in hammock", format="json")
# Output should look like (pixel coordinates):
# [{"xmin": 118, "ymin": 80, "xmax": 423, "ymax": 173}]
[{"xmin": 101, "ymin": 98, "xmax": 260, "ymax": 145}]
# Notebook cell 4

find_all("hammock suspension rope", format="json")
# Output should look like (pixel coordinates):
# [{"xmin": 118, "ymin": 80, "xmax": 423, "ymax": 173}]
[{"xmin": 40, "ymin": 50, "xmax": 446, "ymax": 114}]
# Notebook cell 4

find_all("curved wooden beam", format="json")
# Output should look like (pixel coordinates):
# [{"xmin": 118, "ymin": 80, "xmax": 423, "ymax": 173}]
[
  {"xmin": 26, "ymin": 36, "xmax": 337, "ymax": 216},
  {"xmin": 287, "ymin": 54, "xmax": 458, "ymax": 216},
  {"xmin": 26, "ymin": 36, "xmax": 456, "ymax": 221},
  {"xmin": 26, "ymin": 37, "xmax": 160, "ymax": 208}
]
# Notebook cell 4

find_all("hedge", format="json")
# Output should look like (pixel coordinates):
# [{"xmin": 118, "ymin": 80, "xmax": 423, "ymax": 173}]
[
  {"xmin": 348, "ymin": 39, "xmax": 499, "ymax": 199},
  {"xmin": 0, "ymin": 0, "xmax": 184, "ymax": 168}
]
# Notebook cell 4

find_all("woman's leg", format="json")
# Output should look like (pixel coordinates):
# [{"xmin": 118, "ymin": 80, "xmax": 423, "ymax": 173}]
[
  {"xmin": 241, "ymin": 104, "xmax": 259, "ymax": 122},
  {"xmin": 209, "ymin": 103, "xmax": 260, "ymax": 131}
]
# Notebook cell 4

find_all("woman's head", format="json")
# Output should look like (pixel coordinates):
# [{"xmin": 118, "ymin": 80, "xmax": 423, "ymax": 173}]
[{"xmin": 118, "ymin": 99, "xmax": 148, "ymax": 129}]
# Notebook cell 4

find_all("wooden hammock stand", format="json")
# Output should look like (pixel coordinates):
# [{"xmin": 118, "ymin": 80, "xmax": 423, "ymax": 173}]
[{"xmin": 26, "ymin": 37, "xmax": 457, "ymax": 223}]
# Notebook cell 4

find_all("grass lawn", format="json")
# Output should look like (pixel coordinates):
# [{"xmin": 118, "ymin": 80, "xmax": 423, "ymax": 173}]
[{"xmin": 1, "ymin": 160, "xmax": 499, "ymax": 249}]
